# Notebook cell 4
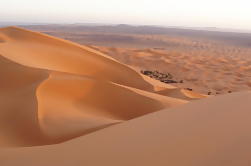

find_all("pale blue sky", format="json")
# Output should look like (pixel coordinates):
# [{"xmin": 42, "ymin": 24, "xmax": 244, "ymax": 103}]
[{"xmin": 1, "ymin": 0, "xmax": 251, "ymax": 29}]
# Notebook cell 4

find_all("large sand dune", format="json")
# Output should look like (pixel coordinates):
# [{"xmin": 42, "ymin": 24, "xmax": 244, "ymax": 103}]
[
  {"xmin": 0, "ymin": 27, "xmax": 250, "ymax": 165},
  {"xmin": 0, "ymin": 26, "xmax": 154, "ymax": 91},
  {"xmin": 0, "ymin": 27, "xmax": 187, "ymax": 147}
]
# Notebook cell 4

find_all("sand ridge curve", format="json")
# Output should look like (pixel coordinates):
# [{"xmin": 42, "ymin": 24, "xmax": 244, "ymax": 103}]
[{"xmin": 0, "ymin": 27, "xmax": 190, "ymax": 147}]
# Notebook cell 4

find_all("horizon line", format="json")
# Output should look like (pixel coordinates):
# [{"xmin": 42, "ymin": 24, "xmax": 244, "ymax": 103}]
[{"xmin": 1, "ymin": 21, "xmax": 251, "ymax": 34}]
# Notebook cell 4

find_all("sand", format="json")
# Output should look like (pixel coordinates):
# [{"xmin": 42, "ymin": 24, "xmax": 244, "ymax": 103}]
[
  {"xmin": 96, "ymin": 46, "xmax": 251, "ymax": 95},
  {"xmin": 0, "ymin": 27, "xmax": 250, "ymax": 165},
  {"xmin": 0, "ymin": 26, "xmax": 188, "ymax": 147},
  {"xmin": 1, "ymin": 91, "xmax": 251, "ymax": 166},
  {"xmin": 24, "ymin": 24, "xmax": 251, "ymax": 94}
]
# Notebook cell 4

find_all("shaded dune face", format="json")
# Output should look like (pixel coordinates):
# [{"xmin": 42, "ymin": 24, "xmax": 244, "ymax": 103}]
[
  {"xmin": 0, "ymin": 56, "xmax": 50, "ymax": 147},
  {"xmin": 38, "ymin": 73, "xmax": 165, "ymax": 120},
  {"xmin": 37, "ymin": 72, "xmax": 166, "ymax": 141},
  {"xmin": 0, "ymin": 27, "xmax": 188, "ymax": 147}
]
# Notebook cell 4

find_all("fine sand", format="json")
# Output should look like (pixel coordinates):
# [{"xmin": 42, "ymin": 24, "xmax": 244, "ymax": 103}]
[
  {"xmin": 1, "ymin": 91, "xmax": 251, "ymax": 166},
  {"xmin": 0, "ymin": 26, "xmax": 188, "ymax": 147},
  {"xmin": 25, "ymin": 24, "xmax": 251, "ymax": 94},
  {"xmin": 95, "ymin": 46, "xmax": 251, "ymax": 95},
  {"xmin": 0, "ymin": 27, "xmax": 250, "ymax": 166}
]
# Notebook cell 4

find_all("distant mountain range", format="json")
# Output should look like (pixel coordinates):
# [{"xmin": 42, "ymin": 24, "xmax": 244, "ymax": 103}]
[{"xmin": 1, "ymin": 22, "xmax": 251, "ymax": 34}]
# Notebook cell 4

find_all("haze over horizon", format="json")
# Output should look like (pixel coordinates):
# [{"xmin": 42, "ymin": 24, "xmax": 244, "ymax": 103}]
[{"xmin": 1, "ymin": 0, "xmax": 251, "ymax": 30}]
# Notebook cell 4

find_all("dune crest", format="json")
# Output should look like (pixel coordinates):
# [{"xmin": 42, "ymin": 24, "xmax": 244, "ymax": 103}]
[{"xmin": 0, "ymin": 26, "xmax": 154, "ymax": 91}]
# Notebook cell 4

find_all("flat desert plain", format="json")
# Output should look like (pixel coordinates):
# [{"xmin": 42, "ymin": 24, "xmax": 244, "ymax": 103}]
[{"xmin": 0, "ymin": 26, "xmax": 250, "ymax": 166}]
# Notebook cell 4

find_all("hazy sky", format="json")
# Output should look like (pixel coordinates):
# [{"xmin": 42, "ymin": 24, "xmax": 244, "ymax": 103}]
[{"xmin": 1, "ymin": 0, "xmax": 251, "ymax": 29}]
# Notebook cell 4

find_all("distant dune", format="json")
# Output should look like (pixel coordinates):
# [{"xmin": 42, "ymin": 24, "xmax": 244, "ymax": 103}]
[
  {"xmin": 96, "ymin": 46, "xmax": 251, "ymax": 94},
  {"xmin": 23, "ymin": 24, "xmax": 251, "ymax": 94},
  {"xmin": 0, "ymin": 27, "xmax": 251, "ymax": 165}
]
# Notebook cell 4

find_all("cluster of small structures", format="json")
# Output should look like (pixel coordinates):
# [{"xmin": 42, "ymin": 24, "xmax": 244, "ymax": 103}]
[
  {"xmin": 140, "ymin": 70, "xmax": 183, "ymax": 84},
  {"xmin": 141, "ymin": 70, "xmax": 233, "ymax": 96}
]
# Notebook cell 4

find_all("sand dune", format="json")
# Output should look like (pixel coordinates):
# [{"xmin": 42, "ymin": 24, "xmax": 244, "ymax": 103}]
[
  {"xmin": 0, "ymin": 26, "xmax": 250, "ymax": 165},
  {"xmin": 0, "ymin": 26, "xmax": 153, "ymax": 91},
  {"xmin": 37, "ymin": 72, "xmax": 185, "ymax": 141},
  {"xmin": 95, "ymin": 46, "xmax": 251, "ymax": 95},
  {"xmin": 0, "ymin": 91, "xmax": 251, "ymax": 166},
  {"xmin": 0, "ymin": 55, "xmax": 49, "ymax": 147},
  {"xmin": 0, "ymin": 27, "xmax": 188, "ymax": 147}
]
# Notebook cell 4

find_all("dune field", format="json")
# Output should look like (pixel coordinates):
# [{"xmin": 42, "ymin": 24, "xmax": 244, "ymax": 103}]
[
  {"xmin": 25, "ymin": 24, "xmax": 251, "ymax": 94},
  {"xmin": 0, "ymin": 26, "xmax": 251, "ymax": 165}
]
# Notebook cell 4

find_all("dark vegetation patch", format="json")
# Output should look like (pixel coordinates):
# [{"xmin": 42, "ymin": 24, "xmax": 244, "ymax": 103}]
[{"xmin": 141, "ymin": 70, "xmax": 183, "ymax": 84}]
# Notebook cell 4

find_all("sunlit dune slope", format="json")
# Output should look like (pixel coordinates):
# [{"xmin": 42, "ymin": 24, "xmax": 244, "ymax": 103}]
[
  {"xmin": 0, "ymin": 27, "xmax": 188, "ymax": 147},
  {"xmin": 0, "ymin": 26, "xmax": 153, "ymax": 91},
  {"xmin": 0, "ymin": 91, "xmax": 250, "ymax": 166}
]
